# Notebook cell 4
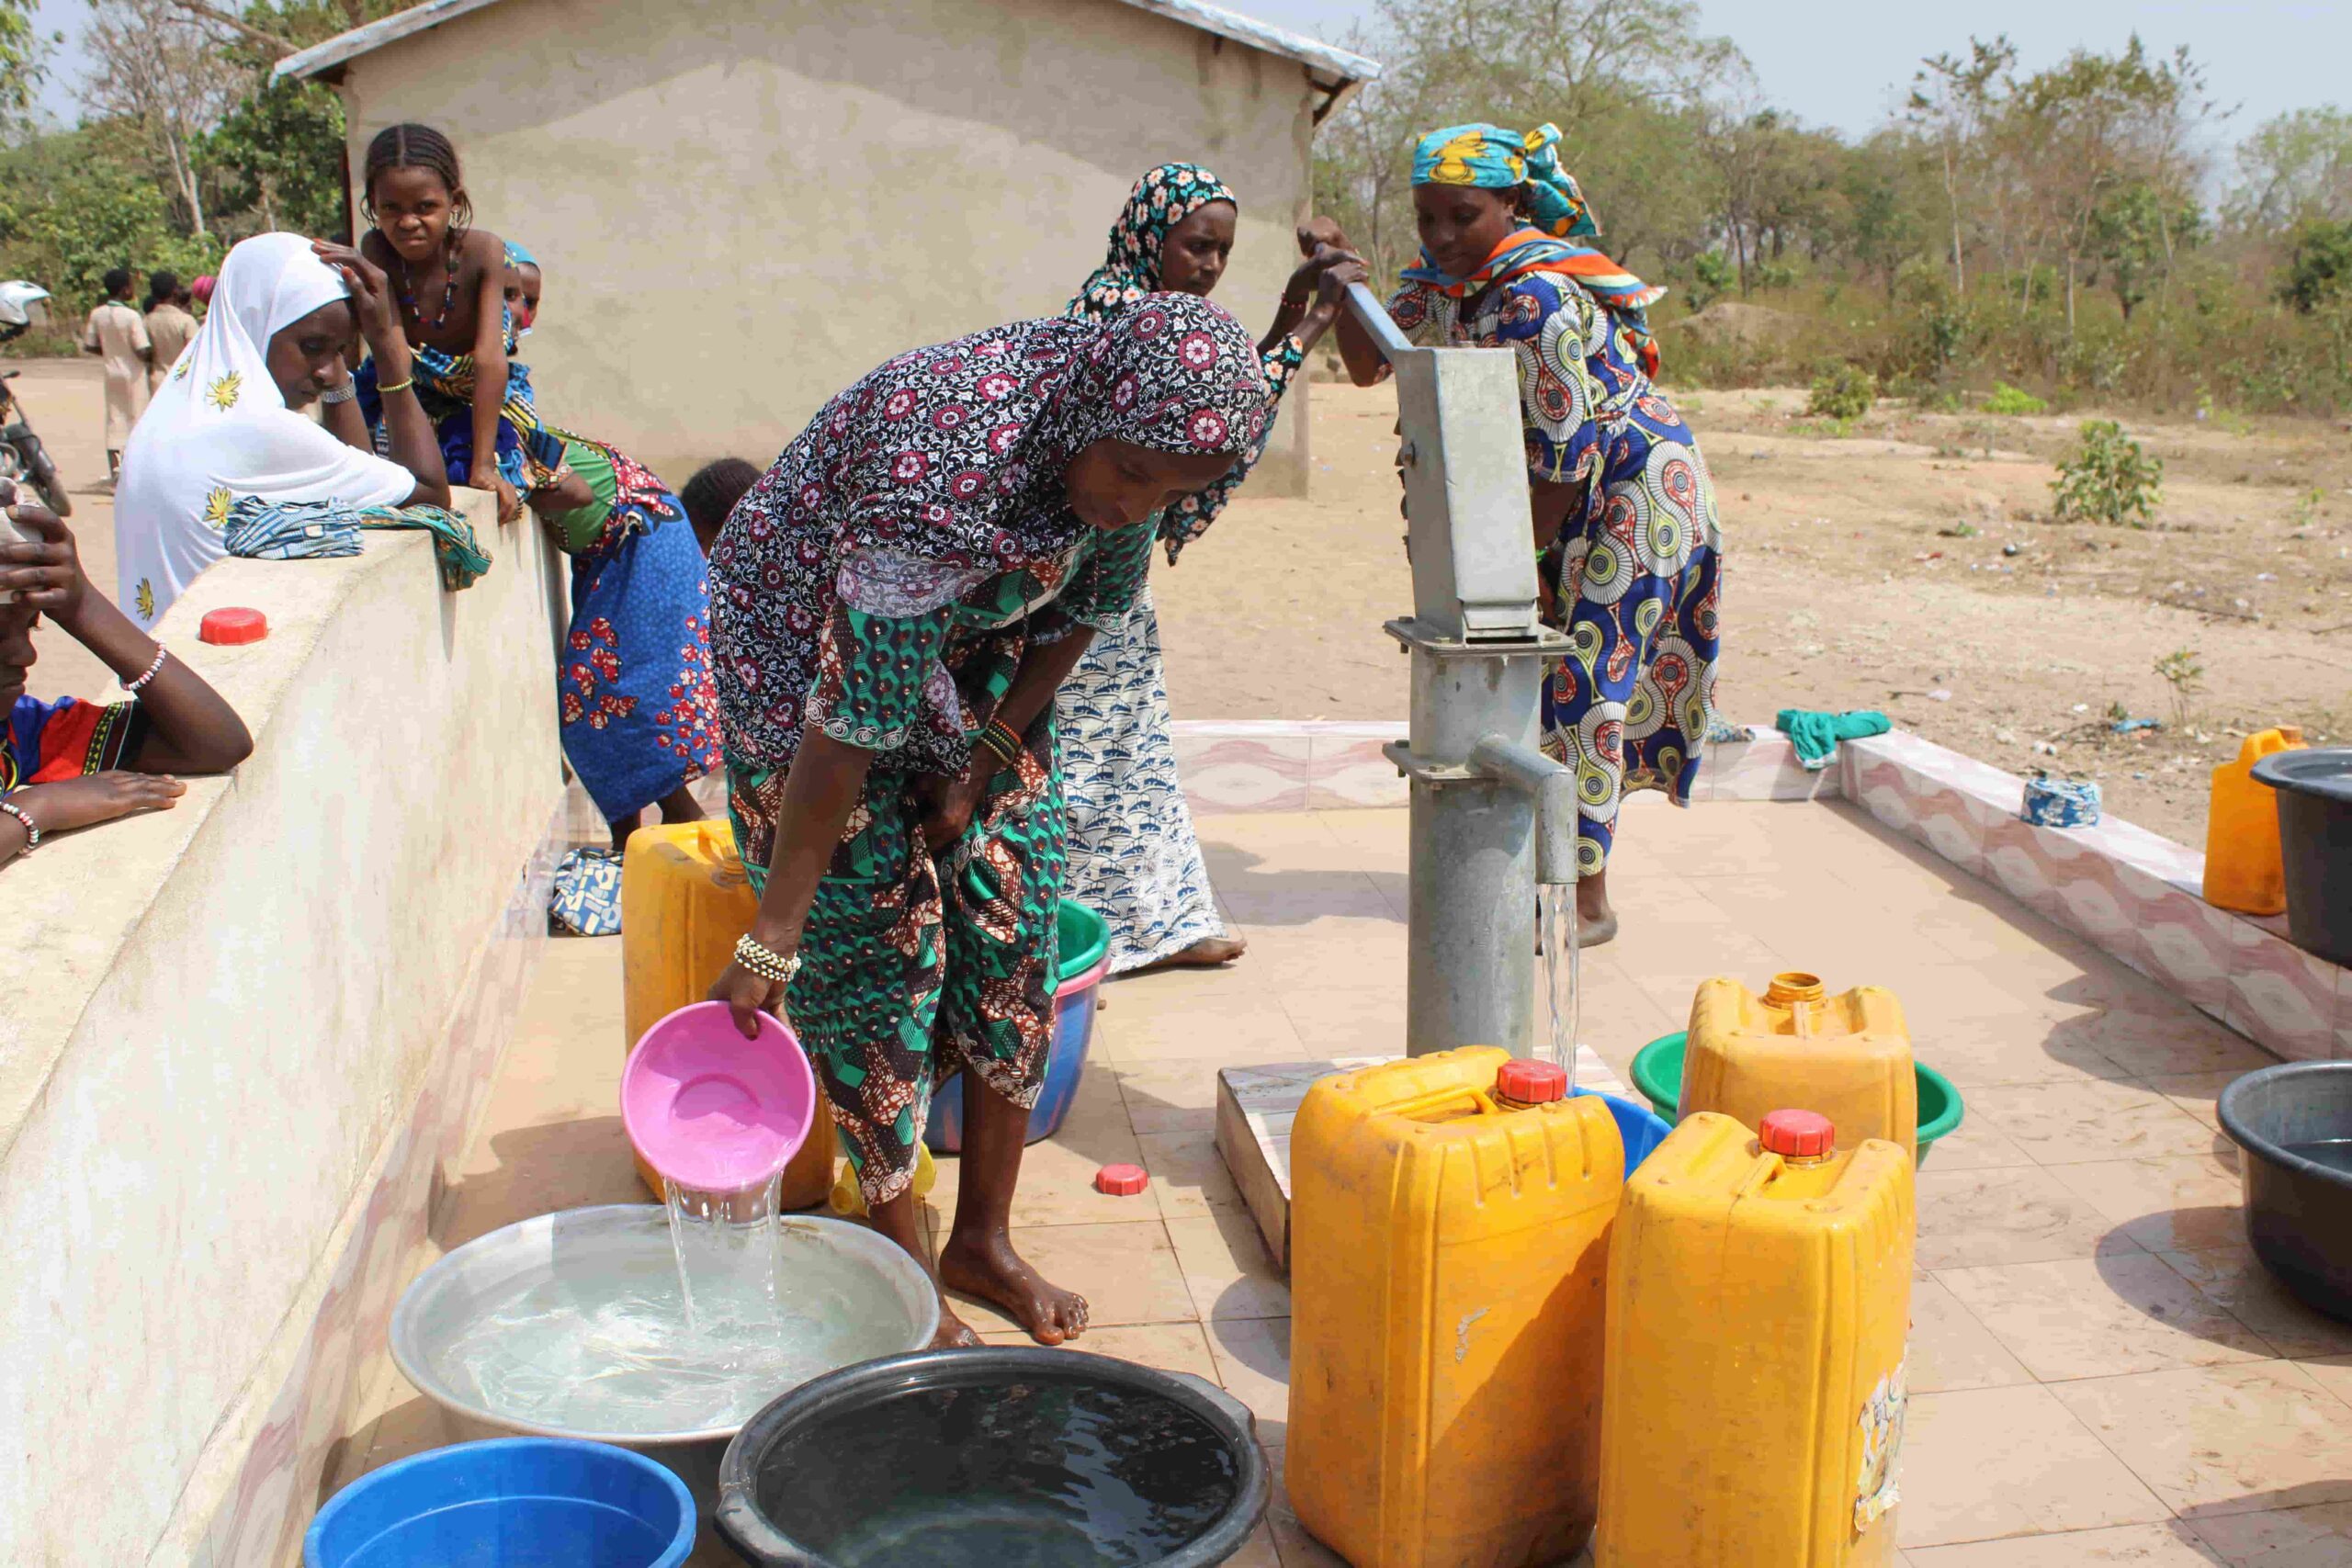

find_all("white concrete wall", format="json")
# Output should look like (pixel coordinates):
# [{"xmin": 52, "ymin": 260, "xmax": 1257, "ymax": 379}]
[
  {"xmin": 334, "ymin": 0, "xmax": 1321, "ymax": 494},
  {"xmin": 0, "ymin": 500, "xmax": 567, "ymax": 1565}
]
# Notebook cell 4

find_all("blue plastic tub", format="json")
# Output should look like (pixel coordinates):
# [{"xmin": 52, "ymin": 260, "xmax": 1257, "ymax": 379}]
[
  {"xmin": 925, "ymin": 900, "xmax": 1112, "ymax": 1154},
  {"xmin": 1572, "ymin": 1087, "xmax": 1672, "ymax": 1176},
  {"xmin": 306, "ymin": 1438, "xmax": 695, "ymax": 1568}
]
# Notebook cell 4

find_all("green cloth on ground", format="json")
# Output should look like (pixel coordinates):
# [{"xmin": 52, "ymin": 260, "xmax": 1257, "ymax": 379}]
[{"xmin": 1776, "ymin": 708, "xmax": 1891, "ymax": 772}]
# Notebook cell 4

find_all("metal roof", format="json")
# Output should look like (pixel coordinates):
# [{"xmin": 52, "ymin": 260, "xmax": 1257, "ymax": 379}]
[{"xmin": 276, "ymin": 0, "xmax": 1379, "ymax": 86}]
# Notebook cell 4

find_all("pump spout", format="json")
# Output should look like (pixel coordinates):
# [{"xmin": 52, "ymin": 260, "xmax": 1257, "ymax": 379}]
[{"xmin": 1469, "ymin": 734, "xmax": 1578, "ymax": 886}]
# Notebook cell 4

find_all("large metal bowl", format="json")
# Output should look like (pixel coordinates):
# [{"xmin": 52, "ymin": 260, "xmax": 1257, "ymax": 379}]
[{"xmin": 390, "ymin": 1204, "xmax": 938, "ymax": 1450}]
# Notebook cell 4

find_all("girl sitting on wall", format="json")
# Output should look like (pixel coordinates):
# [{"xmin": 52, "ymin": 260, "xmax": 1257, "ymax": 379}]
[{"xmin": 0, "ymin": 501, "xmax": 252, "ymax": 867}]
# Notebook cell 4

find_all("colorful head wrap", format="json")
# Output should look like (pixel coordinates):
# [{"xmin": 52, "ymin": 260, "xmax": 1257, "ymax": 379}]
[
  {"xmin": 503, "ymin": 240, "xmax": 537, "ymax": 270},
  {"xmin": 1412, "ymin": 121, "xmax": 1599, "ymax": 241},
  {"xmin": 190, "ymin": 275, "xmax": 216, "ymax": 306},
  {"xmin": 1404, "ymin": 121, "xmax": 1667, "ymax": 374},
  {"xmin": 1069, "ymin": 164, "xmax": 1238, "ymax": 322}
]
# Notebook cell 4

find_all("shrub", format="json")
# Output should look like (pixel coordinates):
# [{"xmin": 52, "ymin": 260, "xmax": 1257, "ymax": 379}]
[
  {"xmin": 1807, "ymin": 364, "xmax": 1877, "ymax": 422},
  {"xmin": 2052, "ymin": 421, "xmax": 2164, "ymax": 527},
  {"xmin": 1984, "ymin": 381, "xmax": 2048, "ymax": 415}
]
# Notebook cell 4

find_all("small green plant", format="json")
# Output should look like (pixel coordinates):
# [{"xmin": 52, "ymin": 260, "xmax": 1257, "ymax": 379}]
[
  {"xmin": 1807, "ymin": 365, "xmax": 1877, "ymax": 422},
  {"xmin": 1984, "ymin": 381, "xmax": 2048, "ymax": 416},
  {"xmin": 1938, "ymin": 520, "xmax": 1980, "ymax": 538},
  {"xmin": 1687, "ymin": 252, "xmax": 1734, "ymax": 312},
  {"xmin": 2052, "ymin": 421, "xmax": 2164, "ymax": 527},
  {"xmin": 2154, "ymin": 648, "xmax": 2205, "ymax": 731}
]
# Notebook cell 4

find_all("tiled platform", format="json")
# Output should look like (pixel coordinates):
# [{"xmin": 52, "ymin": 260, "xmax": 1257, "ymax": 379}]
[{"xmin": 320, "ymin": 795, "xmax": 2352, "ymax": 1567}]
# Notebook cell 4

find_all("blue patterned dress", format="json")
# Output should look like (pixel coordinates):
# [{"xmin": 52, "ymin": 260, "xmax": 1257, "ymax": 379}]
[{"xmin": 1392, "ymin": 269, "xmax": 1723, "ymax": 875}]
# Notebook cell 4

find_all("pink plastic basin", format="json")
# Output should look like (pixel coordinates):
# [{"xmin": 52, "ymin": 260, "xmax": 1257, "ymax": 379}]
[{"xmin": 621, "ymin": 1002, "xmax": 817, "ymax": 1194}]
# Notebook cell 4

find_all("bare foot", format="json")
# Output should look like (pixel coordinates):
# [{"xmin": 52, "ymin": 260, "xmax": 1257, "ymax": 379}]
[
  {"xmin": 1130, "ymin": 933, "xmax": 1248, "ymax": 974},
  {"xmin": 938, "ymin": 1231, "xmax": 1090, "ymax": 1346},
  {"xmin": 929, "ymin": 1296, "xmax": 985, "ymax": 1348},
  {"xmin": 1577, "ymin": 909, "xmax": 1619, "ymax": 948}
]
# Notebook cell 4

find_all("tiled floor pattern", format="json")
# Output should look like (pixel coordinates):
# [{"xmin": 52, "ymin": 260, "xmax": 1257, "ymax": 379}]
[{"xmin": 322, "ymin": 796, "xmax": 2352, "ymax": 1566}]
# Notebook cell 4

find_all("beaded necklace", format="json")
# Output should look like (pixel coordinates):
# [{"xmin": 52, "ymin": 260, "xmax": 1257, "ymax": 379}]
[{"xmin": 396, "ymin": 238, "xmax": 460, "ymax": 334}]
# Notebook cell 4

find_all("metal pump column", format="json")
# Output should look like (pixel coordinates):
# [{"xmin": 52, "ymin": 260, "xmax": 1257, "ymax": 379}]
[{"xmin": 1345, "ymin": 286, "xmax": 1577, "ymax": 1058}]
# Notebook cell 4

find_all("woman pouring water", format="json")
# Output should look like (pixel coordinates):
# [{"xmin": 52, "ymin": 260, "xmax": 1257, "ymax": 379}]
[{"xmin": 705, "ymin": 294, "xmax": 1270, "ymax": 1348}]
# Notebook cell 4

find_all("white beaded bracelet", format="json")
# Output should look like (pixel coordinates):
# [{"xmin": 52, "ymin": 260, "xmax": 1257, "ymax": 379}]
[
  {"xmin": 123, "ymin": 643, "xmax": 167, "ymax": 694},
  {"xmin": 0, "ymin": 798, "xmax": 39, "ymax": 852}
]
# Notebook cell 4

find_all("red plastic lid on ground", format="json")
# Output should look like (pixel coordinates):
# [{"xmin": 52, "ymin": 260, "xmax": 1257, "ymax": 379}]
[
  {"xmin": 1095, "ymin": 1163, "xmax": 1149, "ymax": 1196},
  {"xmin": 1758, "ymin": 1109, "xmax": 1837, "ymax": 1158},
  {"xmin": 1495, "ymin": 1059, "xmax": 1568, "ymax": 1104},
  {"xmin": 198, "ymin": 607, "xmax": 268, "ymax": 645}
]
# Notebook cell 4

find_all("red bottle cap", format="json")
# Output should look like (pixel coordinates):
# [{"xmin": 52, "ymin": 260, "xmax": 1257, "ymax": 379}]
[
  {"xmin": 1095, "ymin": 1163, "xmax": 1149, "ymax": 1196},
  {"xmin": 198, "ymin": 606, "xmax": 268, "ymax": 645},
  {"xmin": 1495, "ymin": 1059, "xmax": 1568, "ymax": 1104},
  {"xmin": 1758, "ymin": 1110, "xmax": 1837, "ymax": 1158}
]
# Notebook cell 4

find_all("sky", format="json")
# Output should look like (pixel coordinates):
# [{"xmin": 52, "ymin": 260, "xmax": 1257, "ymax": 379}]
[{"xmin": 29, "ymin": 0, "xmax": 2350, "ymax": 162}]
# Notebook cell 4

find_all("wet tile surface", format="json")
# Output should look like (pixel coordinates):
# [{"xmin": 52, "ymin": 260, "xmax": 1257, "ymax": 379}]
[{"xmin": 319, "ymin": 802, "xmax": 2338, "ymax": 1565}]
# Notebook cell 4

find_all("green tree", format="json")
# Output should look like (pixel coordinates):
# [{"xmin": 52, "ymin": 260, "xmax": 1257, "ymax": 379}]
[
  {"xmin": 2088, "ymin": 179, "xmax": 2203, "ymax": 319},
  {"xmin": 2281, "ymin": 219, "xmax": 2352, "ymax": 314},
  {"xmin": 2229, "ymin": 107, "xmax": 2352, "ymax": 231},
  {"xmin": 0, "ymin": 0, "xmax": 41, "ymax": 127},
  {"xmin": 201, "ymin": 75, "xmax": 346, "ymax": 238}
]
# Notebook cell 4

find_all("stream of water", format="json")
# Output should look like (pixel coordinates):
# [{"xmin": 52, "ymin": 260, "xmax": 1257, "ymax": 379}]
[{"xmin": 1537, "ymin": 881, "xmax": 1580, "ymax": 1069}]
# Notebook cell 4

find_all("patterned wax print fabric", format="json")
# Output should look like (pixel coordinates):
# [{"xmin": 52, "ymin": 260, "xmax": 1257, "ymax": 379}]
[
  {"xmin": 548, "ymin": 433, "xmax": 722, "ymax": 823},
  {"xmin": 707, "ymin": 293, "xmax": 1268, "ymax": 781},
  {"xmin": 1390, "ymin": 265, "xmax": 1723, "ymax": 878},
  {"xmin": 724, "ymin": 536, "xmax": 1150, "ymax": 1204},
  {"xmin": 549, "ymin": 847, "xmax": 625, "ymax": 936},
  {"xmin": 1057, "ymin": 582, "xmax": 1226, "ymax": 971},
  {"xmin": 1066, "ymin": 162, "xmax": 1304, "ymax": 561},
  {"xmin": 3, "ymin": 692, "xmax": 146, "ymax": 793},
  {"xmin": 220, "ymin": 494, "xmax": 491, "ymax": 592},
  {"xmin": 354, "ymin": 344, "xmax": 567, "ymax": 493}
]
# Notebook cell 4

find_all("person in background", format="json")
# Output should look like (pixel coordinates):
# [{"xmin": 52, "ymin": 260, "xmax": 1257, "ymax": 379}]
[
  {"xmin": 115, "ymin": 232, "xmax": 452, "ymax": 630},
  {"xmin": 705, "ymin": 294, "xmax": 1270, "ymax": 1347},
  {"xmin": 82, "ymin": 269, "xmax": 152, "ymax": 484},
  {"xmin": 679, "ymin": 457, "xmax": 760, "ymax": 556},
  {"xmin": 501, "ymin": 245, "xmax": 720, "ymax": 857},
  {"xmin": 1055, "ymin": 164, "xmax": 1365, "ymax": 974},
  {"xmin": 190, "ymin": 276, "xmax": 215, "ymax": 316},
  {"xmin": 0, "ymin": 497, "xmax": 253, "ymax": 868},
  {"xmin": 143, "ymin": 272, "xmax": 198, "ymax": 392},
  {"xmin": 1334, "ymin": 122, "xmax": 1723, "ymax": 947}
]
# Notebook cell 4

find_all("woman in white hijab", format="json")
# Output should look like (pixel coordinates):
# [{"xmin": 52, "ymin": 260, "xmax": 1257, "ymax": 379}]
[{"xmin": 115, "ymin": 232, "xmax": 451, "ymax": 629}]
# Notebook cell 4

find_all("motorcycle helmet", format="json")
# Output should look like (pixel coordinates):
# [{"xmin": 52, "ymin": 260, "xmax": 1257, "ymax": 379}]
[{"xmin": 0, "ymin": 280, "xmax": 51, "ymax": 328}]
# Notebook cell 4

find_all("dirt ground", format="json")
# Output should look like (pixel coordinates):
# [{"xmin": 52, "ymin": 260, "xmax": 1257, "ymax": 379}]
[
  {"xmin": 24, "ymin": 355, "xmax": 2346, "ymax": 848},
  {"xmin": 1158, "ymin": 377, "xmax": 2352, "ymax": 847}
]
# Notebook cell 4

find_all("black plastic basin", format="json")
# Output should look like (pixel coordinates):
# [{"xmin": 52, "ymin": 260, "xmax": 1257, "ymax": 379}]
[
  {"xmin": 2219, "ymin": 1061, "xmax": 2352, "ymax": 1322},
  {"xmin": 2253, "ymin": 747, "xmax": 2352, "ymax": 964},
  {"xmin": 715, "ymin": 1348, "xmax": 1271, "ymax": 1568}
]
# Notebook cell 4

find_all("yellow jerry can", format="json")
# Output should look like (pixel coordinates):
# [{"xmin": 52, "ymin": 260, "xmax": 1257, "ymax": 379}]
[
  {"xmin": 619, "ymin": 820, "xmax": 834, "ymax": 1209},
  {"xmin": 1288, "ymin": 1047, "xmax": 1623, "ymax": 1568},
  {"xmin": 1597, "ymin": 1110, "xmax": 1914, "ymax": 1568},
  {"xmin": 2203, "ymin": 726, "xmax": 2304, "ymax": 916},
  {"xmin": 1683, "ymin": 973, "xmax": 1917, "ymax": 1158}
]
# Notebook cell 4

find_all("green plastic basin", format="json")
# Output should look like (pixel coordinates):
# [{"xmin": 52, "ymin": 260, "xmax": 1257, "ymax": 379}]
[{"xmin": 1629, "ymin": 1032, "xmax": 1964, "ymax": 1165}]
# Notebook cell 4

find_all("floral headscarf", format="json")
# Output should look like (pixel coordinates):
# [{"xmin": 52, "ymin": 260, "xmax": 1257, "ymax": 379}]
[
  {"xmin": 1069, "ymin": 162, "xmax": 1297, "ymax": 562},
  {"xmin": 778, "ymin": 291, "xmax": 1266, "ymax": 592},
  {"xmin": 1069, "ymin": 164, "xmax": 1238, "ymax": 322}
]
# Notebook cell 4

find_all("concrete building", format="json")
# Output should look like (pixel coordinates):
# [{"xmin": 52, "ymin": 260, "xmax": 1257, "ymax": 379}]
[{"xmin": 278, "ymin": 0, "xmax": 1375, "ymax": 492}]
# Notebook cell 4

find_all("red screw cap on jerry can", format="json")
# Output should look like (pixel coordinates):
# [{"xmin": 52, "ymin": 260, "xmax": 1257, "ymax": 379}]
[
  {"xmin": 198, "ymin": 606, "xmax": 267, "ymax": 645},
  {"xmin": 1758, "ymin": 1109, "xmax": 1837, "ymax": 1158},
  {"xmin": 1095, "ymin": 1163, "xmax": 1149, "ymax": 1196},
  {"xmin": 1494, "ymin": 1059, "xmax": 1568, "ymax": 1105}
]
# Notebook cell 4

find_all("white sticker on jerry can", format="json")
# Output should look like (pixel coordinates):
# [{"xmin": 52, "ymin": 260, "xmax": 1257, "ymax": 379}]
[{"xmin": 1854, "ymin": 1357, "xmax": 1908, "ymax": 1532}]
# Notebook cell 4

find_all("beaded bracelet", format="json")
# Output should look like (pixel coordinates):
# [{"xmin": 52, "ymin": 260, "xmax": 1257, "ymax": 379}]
[
  {"xmin": 0, "ymin": 797, "xmax": 38, "ymax": 852},
  {"xmin": 976, "ymin": 717, "xmax": 1023, "ymax": 767},
  {"xmin": 377, "ymin": 376, "xmax": 414, "ymax": 395},
  {"xmin": 733, "ymin": 932, "xmax": 800, "ymax": 986},
  {"xmin": 123, "ymin": 643, "xmax": 168, "ymax": 694}
]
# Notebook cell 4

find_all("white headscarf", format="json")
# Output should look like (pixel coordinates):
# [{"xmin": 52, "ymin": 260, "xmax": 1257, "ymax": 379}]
[{"xmin": 116, "ymin": 232, "xmax": 421, "ymax": 629}]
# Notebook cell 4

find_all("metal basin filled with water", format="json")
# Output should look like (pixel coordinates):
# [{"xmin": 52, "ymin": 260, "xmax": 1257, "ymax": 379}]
[
  {"xmin": 716, "ymin": 1347, "xmax": 1271, "ymax": 1567},
  {"xmin": 390, "ymin": 1205, "xmax": 939, "ymax": 1497}
]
